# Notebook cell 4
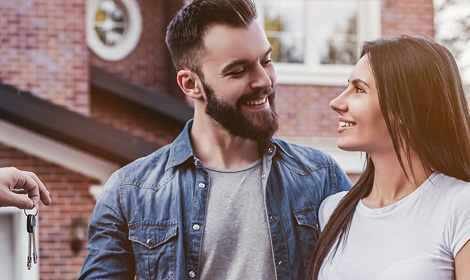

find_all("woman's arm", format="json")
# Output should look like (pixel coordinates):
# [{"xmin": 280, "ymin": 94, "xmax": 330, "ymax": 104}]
[{"xmin": 456, "ymin": 240, "xmax": 470, "ymax": 279}]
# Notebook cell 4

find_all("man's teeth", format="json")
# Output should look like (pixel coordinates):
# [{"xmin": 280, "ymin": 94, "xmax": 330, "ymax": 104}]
[
  {"xmin": 340, "ymin": 121, "xmax": 357, "ymax": 127},
  {"xmin": 245, "ymin": 97, "xmax": 267, "ymax": 106}
]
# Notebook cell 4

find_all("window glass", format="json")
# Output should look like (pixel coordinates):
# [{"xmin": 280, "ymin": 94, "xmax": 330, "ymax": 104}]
[
  {"xmin": 257, "ymin": 0, "xmax": 361, "ymax": 66},
  {"xmin": 314, "ymin": 1, "xmax": 358, "ymax": 65},
  {"xmin": 263, "ymin": 1, "xmax": 305, "ymax": 63},
  {"xmin": 93, "ymin": 0, "xmax": 128, "ymax": 47}
]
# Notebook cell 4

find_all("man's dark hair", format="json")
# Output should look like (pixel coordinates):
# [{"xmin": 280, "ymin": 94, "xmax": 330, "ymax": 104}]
[{"xmin": 165, "ymin": 0, "xmax": 257, "ymax": 74}]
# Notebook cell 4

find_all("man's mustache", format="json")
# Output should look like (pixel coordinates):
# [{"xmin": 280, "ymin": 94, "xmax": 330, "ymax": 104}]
[{"xmin": 238, "ymin": 87, "xmax": 275, "ymax": 105}]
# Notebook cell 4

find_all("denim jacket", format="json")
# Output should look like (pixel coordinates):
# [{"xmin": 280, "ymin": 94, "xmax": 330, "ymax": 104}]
[{"xmin": 79, "ymin": 120, "xmax": 352, "ymax": 280}]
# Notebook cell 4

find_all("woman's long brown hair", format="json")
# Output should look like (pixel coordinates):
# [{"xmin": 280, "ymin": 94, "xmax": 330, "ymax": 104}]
[{"xmin": 309, "ymin": 35, "xmax": 470, "ymax": 279}]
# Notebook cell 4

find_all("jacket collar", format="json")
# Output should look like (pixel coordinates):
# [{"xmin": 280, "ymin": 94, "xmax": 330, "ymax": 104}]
[
  {"xmin": 165, "ymin": 119, "xmax": 293, "ymax": 170},
  {"xmin": 165, "ymin": 120, "xmax": 195, "ymax": 171}
]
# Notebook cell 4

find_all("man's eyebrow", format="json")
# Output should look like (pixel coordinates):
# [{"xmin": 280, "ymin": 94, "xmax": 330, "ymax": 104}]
[
  {"xmin": 264, "ymin": 47, "xmax": 273, "ymax": 58},
  {"xmin": 221, "ymin": 59, "xmax": 249, "ymax": 73},
  {"xmin": 221, "ymin": 47, "xmax": 273, "ymax": 73},
  {"xmin": 349, "ymin": 78, "xmax": 370, "ymax": 88}
]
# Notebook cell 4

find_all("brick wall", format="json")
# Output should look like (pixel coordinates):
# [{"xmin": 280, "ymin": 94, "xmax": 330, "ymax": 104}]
[
  {"xmin": 90, "ymin": 0, "xmax": 184, "ymax": 100},
  {"xmin": 0, "ymin": 142, "xmax": 98, "ymax": 280},
  {"xmin": 382, "ymin": 0, "xmax": 435, "ymax": 37},
  {"xmin": 275, "ymin": 84, "xmax": 344, "ymax": 138},
  {"xmin": 0, "ymin": 0, "xmax": 89, "ymax": 115},
  {"xmin": 91, "ymin": 87, "xmax": 183, "ymax": 146}
]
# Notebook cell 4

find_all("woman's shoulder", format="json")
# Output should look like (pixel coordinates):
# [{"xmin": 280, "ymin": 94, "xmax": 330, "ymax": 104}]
[
  {"xmin": 319, "ymin": 191, "xmax": 349, "ymax": 231},
  {"xmin": 429, "ymin": 172, "xmax": 470, "ymax": 201}
]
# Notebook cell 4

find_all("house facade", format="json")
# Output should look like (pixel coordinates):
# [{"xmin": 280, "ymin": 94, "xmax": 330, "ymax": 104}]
[{"xmin": 0, "ymin": 0, "xmax": 434, "ymax": 279}]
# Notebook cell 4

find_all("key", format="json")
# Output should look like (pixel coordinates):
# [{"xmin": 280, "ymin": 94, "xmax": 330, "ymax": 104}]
[
  {"xmin": 24, "ymin": 204, "xmax": 38, "ymax": 270},
  {"xmin": 31, "ymin": 215, "xmax": 38, "ymax": 264},
  {"xmin": 26, "ymin": 214, "xmax": 34, "ymax": 270}
]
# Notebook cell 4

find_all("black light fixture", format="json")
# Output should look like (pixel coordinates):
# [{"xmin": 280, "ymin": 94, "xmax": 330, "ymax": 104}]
[{"xmin": 71, "ymin": 217, "xmax": 87, "ymax": 255}]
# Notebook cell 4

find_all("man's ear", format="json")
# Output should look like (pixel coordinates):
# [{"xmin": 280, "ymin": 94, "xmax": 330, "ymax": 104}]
[{"xmin": 177, "ymin": 69, "xmax": 203, "ymax": 100}]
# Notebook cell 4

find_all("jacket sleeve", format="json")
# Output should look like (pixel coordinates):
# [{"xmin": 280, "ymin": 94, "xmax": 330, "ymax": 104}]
[
  {"xmin": 332, "ymin": 158, "xmax": 353, "ymax": 193},
  {"xmin": 78, "ymin": 172, "xmax": 135, "ymax": 280}
]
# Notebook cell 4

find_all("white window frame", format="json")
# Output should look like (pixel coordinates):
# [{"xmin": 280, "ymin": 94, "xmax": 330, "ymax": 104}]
[
  {"xmin": 256, "ymin": 0, "xmax": 382, "ymax": 86},
  {"xmin": 87, "ymin": 0, "xmax": 143, "ymax": 61}
]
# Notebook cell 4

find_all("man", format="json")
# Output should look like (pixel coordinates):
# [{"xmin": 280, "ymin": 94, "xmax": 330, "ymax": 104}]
[
  {"xmin": 79, "ymin": 0, "xmax": 351, "ymax": 279},
  {"xmin": 0, "ymin": 167, "xmax": 51, "ymax": 209}
]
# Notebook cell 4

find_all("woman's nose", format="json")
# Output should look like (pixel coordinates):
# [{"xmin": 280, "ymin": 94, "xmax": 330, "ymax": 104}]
[{"xmin": 329, "ymin": 90, "xmax": 347, "ymax": 113}]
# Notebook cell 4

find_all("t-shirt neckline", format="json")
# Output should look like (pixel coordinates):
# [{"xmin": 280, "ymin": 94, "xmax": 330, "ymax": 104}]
[{"xmin": 357, "ymin": 172, "xmax": 439, "ymax": 217}]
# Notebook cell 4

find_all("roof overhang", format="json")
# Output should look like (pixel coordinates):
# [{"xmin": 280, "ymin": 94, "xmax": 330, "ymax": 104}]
[
  {"xmin": 90, "ymin": 66, "xmax": 193, "ymax": 123},
  {"xmin": 0, "ymin": 82, "xmax": 159, "ymax": 165}
]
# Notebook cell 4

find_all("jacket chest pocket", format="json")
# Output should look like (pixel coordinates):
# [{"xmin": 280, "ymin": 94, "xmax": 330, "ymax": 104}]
[
  {"xmin": 293, "ymin": 206, "xmax": 319, "ymax": 269},
  {"xmin": 129, "ymin": 223, "xmax": 178, "ymax": 280}
]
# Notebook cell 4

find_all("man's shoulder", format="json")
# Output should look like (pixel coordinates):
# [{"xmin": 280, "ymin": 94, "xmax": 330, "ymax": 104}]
[
  {"xmin": 115, "ymin": 143, "xmax": 173, "ymax": 179},
  {"xmin": 272, "ymin": 138, "xmax": 333, "ymax": 164}
]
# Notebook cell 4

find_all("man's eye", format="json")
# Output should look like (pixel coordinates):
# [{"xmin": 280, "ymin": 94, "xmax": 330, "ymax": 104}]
[
  {"xmin": 262, "ymin": 59, "xmax": 272, "ymax": 66},
  {"xmin": 230, "ymin": 69, "xmax": 245, "ymax": 76}
]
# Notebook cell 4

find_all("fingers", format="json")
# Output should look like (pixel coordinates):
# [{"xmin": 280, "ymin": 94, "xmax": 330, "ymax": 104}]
[
  {"xmin": 0, "ymin": 167, "xmax": 51, "ymax": 209},
  {"xmin": 24, "ymin": 171, "xmax": 52, "ymax": 206},
  {"xmin": 0, "ymin": 186, "xmax": 34, "ymax": 209}
]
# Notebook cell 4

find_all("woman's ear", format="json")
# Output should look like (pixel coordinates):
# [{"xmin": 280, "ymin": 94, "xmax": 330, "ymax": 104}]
[{"xmin": 177, "ymin": 69, "xmax": 202, "ymax": 100}]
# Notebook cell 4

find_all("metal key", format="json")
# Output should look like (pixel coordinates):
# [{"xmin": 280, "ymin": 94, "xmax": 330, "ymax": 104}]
[
  {"xmin": 24, "ymin": 204, "xmax": 39, "ymax": 270},
  {"xmin": 31, "ymin": 215, "xmax": 38, "ymax": 264},
  {"xmin": 26, "ymin": 214, "xmax": 34, "ymax": 270}
]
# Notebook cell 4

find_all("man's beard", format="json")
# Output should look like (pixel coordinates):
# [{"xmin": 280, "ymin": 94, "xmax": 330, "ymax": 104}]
[{"xmin": 202, "ymin": 80, "xmax": 278, "ymax": 142}]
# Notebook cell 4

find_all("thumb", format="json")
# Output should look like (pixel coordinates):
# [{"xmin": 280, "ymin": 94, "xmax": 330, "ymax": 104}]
[{"xmin": 3, "ymin": 192, "xmax": 34, "ymax": 209}]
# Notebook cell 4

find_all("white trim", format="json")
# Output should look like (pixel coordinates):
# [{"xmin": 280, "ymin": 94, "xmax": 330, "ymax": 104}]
[
  {"xmin": 89, "ymin": 184, "xmax": 105, "ymax": 200},
  {"xmin": 280, "ymin": 137, "xmax": 365, "ymax": 174},
  {"xmin": 87, "ymin": 0, "xmax": 142, "ymax": 61},
  {"xmin": 275, "ymin": 64, "xmax": 353, "ymax": 86},
  {"xmin": 0, "ymin": 119, "xmax": 119, "ymax": 184},
  {"xmin": 0, "ymin": 208, "xmax": 39, "ymax": 280}
]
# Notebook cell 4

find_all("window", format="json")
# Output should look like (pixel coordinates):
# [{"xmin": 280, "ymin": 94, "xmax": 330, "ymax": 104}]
[
  {"xmin": 255, "ymin": 0, "xmax": 381, "ymax": 85},
  {"xmin": 87, "ymin": 0, "xmax": 142, "ymax": 61}
]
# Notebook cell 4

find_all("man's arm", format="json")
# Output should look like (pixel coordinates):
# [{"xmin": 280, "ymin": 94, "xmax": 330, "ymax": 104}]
[
  {"xmin": 78, "ymin": 172, "xmax": 135, "ymax": 279},
  {"xmin": 333, "ymin": 160, "xmax": 353, "ymax": 192}
]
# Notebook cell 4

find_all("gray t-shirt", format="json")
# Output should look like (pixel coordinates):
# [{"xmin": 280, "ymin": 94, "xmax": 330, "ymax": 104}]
[{"xmin": 199, "ymin": 159, "xmax": 276, "ymax": 280}]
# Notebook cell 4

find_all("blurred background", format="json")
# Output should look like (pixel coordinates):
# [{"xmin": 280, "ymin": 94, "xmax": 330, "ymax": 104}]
[{"xmin": 0, "ymin": 0, "xmax": 468, "ymax": 279}]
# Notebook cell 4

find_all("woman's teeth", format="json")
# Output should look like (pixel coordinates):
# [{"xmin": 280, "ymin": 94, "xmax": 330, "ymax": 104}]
[
  {"xmin": 245, "ymin": 97, "xmax": 267, "ymax": 106},
  {"xmin": 340, "ymin": 121, "xmax": 357, "ymax": 128}
]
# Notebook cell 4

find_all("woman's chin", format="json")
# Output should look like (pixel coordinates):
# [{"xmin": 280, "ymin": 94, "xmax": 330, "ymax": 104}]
[{"xmin": 336, "ymin": 141, "xmax": 360, "ymax": 152}]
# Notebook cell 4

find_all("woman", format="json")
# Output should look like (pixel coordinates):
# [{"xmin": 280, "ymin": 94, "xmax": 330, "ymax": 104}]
[{"xmin": 310, "ymin": 35, "xmax": 470, "ymax": 279}]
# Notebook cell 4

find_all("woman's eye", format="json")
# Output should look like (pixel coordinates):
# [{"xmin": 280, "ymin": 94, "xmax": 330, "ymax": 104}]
[{"xmin": 355, "ymin": 86, "xmax": 365, "ymax": 93}]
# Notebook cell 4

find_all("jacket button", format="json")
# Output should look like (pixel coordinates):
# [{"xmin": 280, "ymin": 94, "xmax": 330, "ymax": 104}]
[
  {"xmin": 267, "ymin": 146, "xmax": 274, "ymax": 153},
  {"xmin": 270, "ymin": 215, "xmax": 277, "ymax": 222},
  {"xmin": 189, "ymin": 271, "xmax": 196, "ymax": 278},
  {"xmin": 303, "ymin": 262, "xmax": 309, "ymax": 268},
  {"xmin": 193, "ymin": 224, "xmax": 200, "ymax": 231},
  {"xmin": 278, "ymin": 260, "xmax": 285, "ymax": 268},
  {"xmin": 146, "ymin": 239, "xmax": 155, "ymax": 247},
  {"xmin": 198, "ymin": 183, "xmax": 206, "ymax": 188}
]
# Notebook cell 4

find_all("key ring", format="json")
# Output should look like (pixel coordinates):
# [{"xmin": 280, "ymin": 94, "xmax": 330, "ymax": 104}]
[{"xmin": 24, "ymin": 204, "xmax": 38, "ymax": 217}]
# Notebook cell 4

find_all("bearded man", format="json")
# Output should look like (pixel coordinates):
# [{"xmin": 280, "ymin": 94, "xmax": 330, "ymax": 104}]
[{"xmin": 79, "ymin": 1, "xmax": 351, "ymax": 279}]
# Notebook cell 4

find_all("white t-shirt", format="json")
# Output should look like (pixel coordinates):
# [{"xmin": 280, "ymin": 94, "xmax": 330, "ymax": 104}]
[{"xmin": 318, "ymin": 172, "xmax": 470, "ymax": 280}]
